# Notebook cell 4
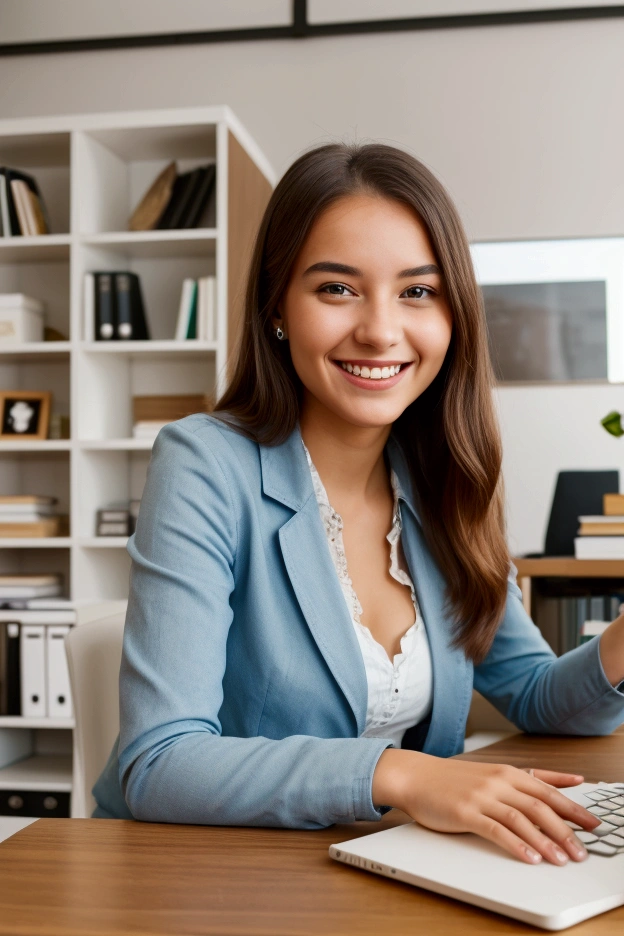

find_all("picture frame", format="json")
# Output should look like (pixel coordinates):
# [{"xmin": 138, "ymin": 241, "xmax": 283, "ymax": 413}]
[{"xmin": 0, "ymin": 390, "xmax": 52, "ymax": 440}]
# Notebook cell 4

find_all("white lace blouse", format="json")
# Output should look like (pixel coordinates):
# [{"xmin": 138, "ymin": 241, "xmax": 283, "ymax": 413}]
[{"xmin": 302, "ymin": 441, "xmax": 433, "ymax": 748}]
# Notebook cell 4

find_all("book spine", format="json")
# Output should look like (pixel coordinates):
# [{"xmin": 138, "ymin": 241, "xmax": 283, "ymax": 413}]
[
  {"xmin": 0, "ymin": 173, "xmax": 10, "ymax": 238},
  {"xmin": 95, "ymin": 272, "xmax": 115, "ymax": 340},
  {"xmin": 10, "ymin": 181, "xmax": 32, "ymax": 236},
  {"xmin": 83, "ymin": 272, "xmax": 95, "ymax": 342},
  {"xmin": 130, "ymin": 273, "xmax": 149, "ymax": 340},
  {"xmin": 115, "ymin": 272, "xmax": 133, "ymax": 339}
]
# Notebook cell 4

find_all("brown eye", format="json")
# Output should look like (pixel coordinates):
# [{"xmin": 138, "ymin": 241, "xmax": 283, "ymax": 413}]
[
  {"xmin": 318, "ymin": 283, "xmax": 353, "ymax": 296},
  {"xmin": 402, "ymin": 285, "xmax": 435, "ymax": 300}
]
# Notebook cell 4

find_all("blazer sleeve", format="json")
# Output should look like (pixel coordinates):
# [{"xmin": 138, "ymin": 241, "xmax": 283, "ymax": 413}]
[
  {"xmin": 117, "ymin": 421, "xmax": 392, "ymax": 829},
  {"xmin": 473, "ymin": 563, "xmax": 624, "ymax": 735}
]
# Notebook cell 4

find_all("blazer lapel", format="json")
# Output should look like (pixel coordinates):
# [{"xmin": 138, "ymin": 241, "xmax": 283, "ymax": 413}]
[
  {"xmin": 260, "ymin": 427, "xmax": 368, "ymax": 735},
  {"xmin": 386, "ymin": 435, "xmax": 473, "ymax": 757}
]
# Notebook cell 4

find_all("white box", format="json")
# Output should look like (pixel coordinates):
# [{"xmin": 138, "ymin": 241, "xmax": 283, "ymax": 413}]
[{"xmin": 0, "ymin": 294, "xmax": 44, "ymax": 343}]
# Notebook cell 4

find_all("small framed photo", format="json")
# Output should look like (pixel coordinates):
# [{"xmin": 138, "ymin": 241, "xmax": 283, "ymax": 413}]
[{"xmin": 0, "ymin": 391, "xmax": 52, "ymax": 440}]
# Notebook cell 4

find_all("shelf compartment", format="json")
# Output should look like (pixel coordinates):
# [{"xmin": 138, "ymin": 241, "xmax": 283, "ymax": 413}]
[
  {"xmin": 0, "ymin": 249, "xmax": 70, "ymax": 338},
  {"xmin": 0, "ymin": 131, "xmax": 70, "ymax": 237},
  {"xmin": 76, "ymin": 448, "xmax": 149, "ymax": 539},
  {"xmin": 76, "ymin": 124, "xmax": 217, "ymax": 235},
  {"xmin": 81, "ymin": 229, "xmax": 217, "ymax": 259},
  {"xmin": 0, "ymin": 754, "xmax": 72, "ymax": 792}
]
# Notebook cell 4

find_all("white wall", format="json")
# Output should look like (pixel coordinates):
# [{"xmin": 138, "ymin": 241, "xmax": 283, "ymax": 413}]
[{"xmin": 0, "ymin": 14, "xmax": 623, "ymax": 553}]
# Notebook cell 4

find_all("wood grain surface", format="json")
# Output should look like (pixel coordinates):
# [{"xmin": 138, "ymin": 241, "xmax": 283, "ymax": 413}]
[{"xmin": 1, "ymin": 731, "xmax": 624, "ymax": 935}]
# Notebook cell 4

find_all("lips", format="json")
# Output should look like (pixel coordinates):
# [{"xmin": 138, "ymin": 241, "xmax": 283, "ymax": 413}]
[{"xmin": 333, "ymin": 359, "xmax": 412, "ymax": 390}]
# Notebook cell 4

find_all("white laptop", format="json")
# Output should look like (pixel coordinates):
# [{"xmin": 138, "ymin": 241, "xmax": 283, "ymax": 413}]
[{"xmin": 330, "ymin": 782, "xmax": 624, "ymax": 931}]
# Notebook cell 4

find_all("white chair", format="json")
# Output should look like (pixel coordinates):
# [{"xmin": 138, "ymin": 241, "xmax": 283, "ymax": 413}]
[{"xmin": 65, "ymin": 604, "xmax": 127, "ymax": 819}]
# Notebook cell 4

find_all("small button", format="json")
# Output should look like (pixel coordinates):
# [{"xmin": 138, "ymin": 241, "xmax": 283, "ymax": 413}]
[{"xmin": 395, "ymin": 688, "xmax": 399, "ymax": 693}]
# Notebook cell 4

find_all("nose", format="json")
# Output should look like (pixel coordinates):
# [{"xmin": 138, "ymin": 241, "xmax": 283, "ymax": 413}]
[{"xmin": 352, "ymin": 294, "xmax": 403, "ymax": 350}]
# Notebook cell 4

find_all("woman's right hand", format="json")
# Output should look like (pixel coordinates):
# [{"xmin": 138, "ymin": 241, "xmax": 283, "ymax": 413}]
[{"xmin": 372, "ymin": 749, "xmax": 600, "ymax": 865}]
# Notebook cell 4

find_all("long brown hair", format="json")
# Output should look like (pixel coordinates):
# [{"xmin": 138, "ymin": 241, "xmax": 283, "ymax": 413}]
[{"xmin": 215, "ymin": 142, "xmax": 510, "ymax": 664}]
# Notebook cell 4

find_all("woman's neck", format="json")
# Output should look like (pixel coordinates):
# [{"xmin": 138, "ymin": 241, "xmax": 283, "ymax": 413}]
[{"xmin": 299, "ymin": 401, "xmax": 392, "ymax": 509}]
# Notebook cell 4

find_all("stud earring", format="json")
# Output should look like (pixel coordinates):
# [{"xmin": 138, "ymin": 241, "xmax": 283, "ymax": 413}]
[{"xmin": 275, "ymin": 327, "xmax": 285, "ymax": 341}]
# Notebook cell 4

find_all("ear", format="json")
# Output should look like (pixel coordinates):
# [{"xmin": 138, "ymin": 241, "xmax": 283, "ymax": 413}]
[{"xmin": 270, "ymin": 302, "xmax": 287, "ymax": 336}]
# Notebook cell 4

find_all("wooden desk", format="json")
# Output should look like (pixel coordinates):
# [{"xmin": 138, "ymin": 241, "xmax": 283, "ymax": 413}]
[{"xmin": 2, "ymin": 731, "xmax": 624, "ymax": 936}]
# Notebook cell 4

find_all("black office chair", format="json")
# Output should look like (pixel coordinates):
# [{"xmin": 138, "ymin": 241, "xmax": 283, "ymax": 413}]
[{"xmin": 543, "ymin": 470, "xmax": 619, "ymax": 556}]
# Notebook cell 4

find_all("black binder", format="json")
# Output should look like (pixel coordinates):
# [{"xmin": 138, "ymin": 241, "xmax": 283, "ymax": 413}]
[
  {"xmin": 94, "ymin": 272, "xmax": 116, "ymax": 340},
  {"xmin": 0, "ymin": 621, "xmax": 21, "ymax": 715},
  {"xmin": 114, "ymin": 271, "xmax": 150, "ymax": 340}
]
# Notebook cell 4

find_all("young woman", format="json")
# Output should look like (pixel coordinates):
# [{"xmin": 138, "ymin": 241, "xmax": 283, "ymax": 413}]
[{"xmin": 92, "ymin": 142, "xmax": 624, "ymax": 866}]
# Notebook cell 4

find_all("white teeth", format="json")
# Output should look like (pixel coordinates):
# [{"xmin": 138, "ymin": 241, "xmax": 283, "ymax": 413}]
[{"xmin": 340, "ymin": 362, "xmax": 403, "ymax": 378}]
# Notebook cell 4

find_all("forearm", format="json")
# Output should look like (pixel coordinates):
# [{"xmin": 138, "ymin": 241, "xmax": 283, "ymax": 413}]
[
  {"xmin": 599, "ymin": 614, "xmax": 624, "ymax": 687},
  {"xmin": 120, "ymin": 730, "xmax": 392, "ymax": 829}
]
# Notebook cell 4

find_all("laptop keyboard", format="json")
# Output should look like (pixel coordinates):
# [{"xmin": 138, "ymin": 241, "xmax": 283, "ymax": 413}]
[{"xmin": 573, "ymin": 783, "xmax": 624, "ymax": 856}]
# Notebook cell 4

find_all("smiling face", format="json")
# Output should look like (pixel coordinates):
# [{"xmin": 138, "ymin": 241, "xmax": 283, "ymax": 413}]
[{"xmin": 274, "ymin": 193, "xmax": 454, "ymax": 433}]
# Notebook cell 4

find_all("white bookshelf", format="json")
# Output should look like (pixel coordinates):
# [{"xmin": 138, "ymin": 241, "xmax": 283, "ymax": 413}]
[{"xmin": 0, "ymin": 106, "xmax": 274, "ymax": 805}]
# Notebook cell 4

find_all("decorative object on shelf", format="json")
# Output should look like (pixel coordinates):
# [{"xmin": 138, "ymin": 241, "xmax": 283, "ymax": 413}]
[
  {"xmin": 83, "ymin": 270, "xmax": 150, "ymax": 341},
  {"xmin": 0, "ymin": 166, "xmax": 51, "ymax": 237},
  {"xmin": 156, "ymin": 162, "xmax": 216, "ymax": 231},
  {"xmin": 0, "ymin": 294, "xmax": 45, "ymax": 344},
  {"xmin": 48, "ymin": 413, "xmax": 70, "ymax": 440},
  {"xmin": 132, "ymin": 393, "xmax": 213, "ymax": 440},
  {"xmin": 128, "ymin": 161, "xmax": 177, "ymax": 231},
  {"xmin": 43, "ymin": 326, "xmax": 68, "ymax": 342},
  {"xmin": 174, "ymin": 276, "xmax": 216, "ymax": 340},
  {"xmin": 96, "ymin": 505, "xmax": 130, "ymax": 537},
  {"xmin": 602, "ymin": 410, "xmax": 624, "ymax": 438},
  {"xmin": 0, "ymin": 390, "xmax": 51, "ymax": 441}
]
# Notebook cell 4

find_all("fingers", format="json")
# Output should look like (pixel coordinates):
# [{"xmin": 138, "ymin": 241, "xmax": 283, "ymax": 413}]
[
  {"xmin": 516, "ymin": 773, "xmax": 600, "ymax": 831},
  {"xmin": 522, "ymin": 767, "xmax": 584, "ymax": 787},
  {"xmin": 490, "ymin": 796, "xmax": 587, "ymax": 865},
  {"xmin": 471, "ymin": 814, "xmax": 544, "ymax": 865}
]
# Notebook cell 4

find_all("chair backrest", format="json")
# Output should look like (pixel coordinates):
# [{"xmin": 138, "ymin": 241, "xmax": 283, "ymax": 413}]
[{"xmin": 65, "ymin": 609, "xmax": 126, "ymax": 819}]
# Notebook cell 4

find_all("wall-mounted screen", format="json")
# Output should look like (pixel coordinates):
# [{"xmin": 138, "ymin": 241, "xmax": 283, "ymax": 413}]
[{"xmin": 470, "ymin": 238, "xmax": 624, "ymax": 384}]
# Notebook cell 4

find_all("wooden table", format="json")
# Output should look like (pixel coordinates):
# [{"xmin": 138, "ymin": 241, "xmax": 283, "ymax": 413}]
[{"xmin": 2, "ymin": 730, "xmax": 624, "ymax": 935}]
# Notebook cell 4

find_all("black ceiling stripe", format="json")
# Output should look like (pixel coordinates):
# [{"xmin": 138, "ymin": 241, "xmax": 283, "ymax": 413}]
[{"xmin": 0, "ymin": 2, "xmax": 623, "ymax": 56}]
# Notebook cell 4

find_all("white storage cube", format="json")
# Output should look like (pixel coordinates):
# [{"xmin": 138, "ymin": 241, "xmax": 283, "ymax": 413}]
[{"xmin": 0, "ymin": 294, "xmax": 45, "ymax": 343}]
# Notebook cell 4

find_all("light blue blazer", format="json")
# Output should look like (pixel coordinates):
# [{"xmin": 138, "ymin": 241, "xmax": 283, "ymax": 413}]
[{"xmin": 92, "ymin": 414, "xmax": 624, "ymax": 827}]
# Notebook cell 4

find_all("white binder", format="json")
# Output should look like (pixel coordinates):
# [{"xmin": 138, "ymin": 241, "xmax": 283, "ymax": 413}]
[
  {"xmin": 46, "ymin": 625, "xmax": 73, "ymax": 719},
  {"xmin": 20, "ymin": 624, "xmax": 46, "ymax": 717}
]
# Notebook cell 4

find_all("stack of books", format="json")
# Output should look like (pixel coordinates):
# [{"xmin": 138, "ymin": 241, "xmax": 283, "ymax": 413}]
[
  {"xmin": 132, "ymin": 394, "xmax": 213, "ymax": 441},
  {"xmin": 174, "ymin": 276, "xmax": 217, "ymax": 341},
  {"xmin": 83, "ymin": 271, "xmax": 150, "ymax": 342},
  {"xmin": 96, "ymin": 500, "xmax": 140, "ymax": 537},
  {"xmin": 128, "ymin": 161, "xmax": 216, "ymax": 232},
  {"xmin": 574, "ymin": 493, "xmax": 624, "ymax": 559},
  {"xmin": 0, "ymin": 167, "xmax": 51, "ymax": 237},
  {"xmin": 0, "ymin": 496, "xmax": 66, "ymax": 538},
  {"xmin": 0, "ymin": 574, "xmax": 63, "ymax": 609}
]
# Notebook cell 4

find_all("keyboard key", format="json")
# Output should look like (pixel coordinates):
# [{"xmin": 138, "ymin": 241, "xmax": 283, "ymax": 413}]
[
  {"xmin": 593, "ymin": 821, "xmax": 618, "ymax": 836},
  {"xmin": 587, "ymin": 841, "xmax": 618, "ymax": 856},
  {"xmin": 601, "ymin": 833, "xmax": 624, "ymax": 847},
  {"xmin": 588, "ymin": 805, "xmax": 611, "ymax": 816},
  {"xmin": 576, "ymin": 831, "xmax": 598, "ymax": 844},
  {"xmin": 604, "ymin": 814, "xmax": 624, "ymax": 826},
  {"xmin": 610, "ymin": 808, "xmax": 624, "ymax": 818},
  {"xmin": 586, "ymin": 791, "xmax": 612, "ymax": 802},
  {"xmin": 608, "ymin": 796, "xmax": 624, "ymax": 807}
]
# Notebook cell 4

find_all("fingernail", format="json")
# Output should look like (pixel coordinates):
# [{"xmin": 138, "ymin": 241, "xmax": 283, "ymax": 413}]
[
  {"xmin": 554, "ymin": 847, "xmax": 568, "ymax": 864},
  {"xmin": 525, "ymin": 847, "xmax": 542, "ymax": 863},
  {"xmin": 568, "ymin": 840, "xmax": 587, "ymax": 860}
]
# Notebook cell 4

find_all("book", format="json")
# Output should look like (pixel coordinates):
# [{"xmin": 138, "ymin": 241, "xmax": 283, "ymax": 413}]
[
  {"xmin": 181, "ymin": 164, "xmax": 216, "ymax": 229},
  {"xmin": 0, "ymin": 495, "xmax": 57, "ymax": 506},
  {"xmin": 97, "ymin": 521, "xmax": 130, "ymax": 537},
  {"xmin": 197, "ymin": 276, "xmax": 216, "ymax": 341},
  {"xmin": 163, "ymin": 167, "xmax": 205, "ymax": 230},
  {"xmin": 128, "ymin": 161, "xmax": 177, "ymax": 231},
  {"xmin": 574, "ymin": 536, "xmax": 624, "ymax": 559},
  {"xmin": 578, "ymin": 516, "xmax": 624, "ymax": 536},
  {"xmin": 133, "ymin": 394, "xmax": 213, "ymax": 423},
  {"xmin": 94, "ymin": 272, "xmax": 115, "ymax": 340},
  {"xmin": 0, "ymin": 173, "xmax": 10, "ymax": 237},
  {"xmin": 579, "ymin": 620, "xmax": 611, "ymax": 643},
  {"xmin": 0, "ymin": 575, "xmax": 61, "ymax": 587},
  {"xmin": 0, "ymin": 517, "xmax": 64, "ymax": 538},
  {"xmin": 10, "ymin": 179, "xmax": 35, "ymax": 235},
  {"xmin": 132, "ymin": 421, "xmax": 170, "ymax": 440},
  {"xmin": 114, "ymin": 271, "xmax": 150, "ymax": 340},
  {"xmin": 604, "ymin": 493, "xmax": 624, "ymax": 516},
  {"xmin": 155, "ymin": 172, "xmax": 188, "ymax": 230},
  {"xmin": 174, "ymin": 279, "xmax": 197, "ymax": 340},
  {"xmin": 0, "ymin": 168, "xmax": 50, "ymax": 236}
]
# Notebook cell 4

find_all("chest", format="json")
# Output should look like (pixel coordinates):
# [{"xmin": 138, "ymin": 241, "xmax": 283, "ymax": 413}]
[{"xmin": 339, "ymin": 505, "xmax": 418, "ymax": 660}]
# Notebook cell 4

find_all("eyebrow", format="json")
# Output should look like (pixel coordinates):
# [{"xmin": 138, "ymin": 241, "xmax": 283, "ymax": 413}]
[{"xmin": 302, "ymin": 261, "xmax": 441, "ymax": 278}]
